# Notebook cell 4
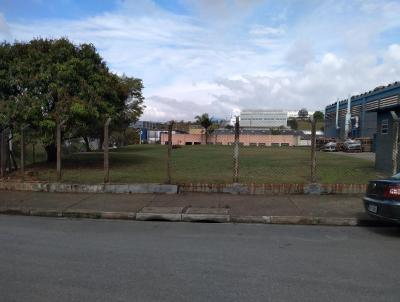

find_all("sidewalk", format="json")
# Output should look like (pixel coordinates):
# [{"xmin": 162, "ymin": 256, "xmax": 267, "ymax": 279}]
[{"xmin": 0, "ymin": 191, "xmax": 389, "ymax": 226}]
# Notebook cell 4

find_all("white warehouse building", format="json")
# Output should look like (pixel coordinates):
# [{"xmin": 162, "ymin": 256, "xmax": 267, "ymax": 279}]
[{"xmin": 240, "ymin": 110, "xmax": 288, "ymax": 128}]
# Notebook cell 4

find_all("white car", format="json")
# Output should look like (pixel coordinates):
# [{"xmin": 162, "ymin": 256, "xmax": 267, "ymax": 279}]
[{"xmin": 321, "ymin": 142, "xmax": 337, "ymax": 152}]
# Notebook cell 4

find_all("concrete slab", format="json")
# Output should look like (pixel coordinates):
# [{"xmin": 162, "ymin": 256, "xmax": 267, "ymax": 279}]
[
  {"xmin": 136, "ymin": 206, "xmax": 184, "ymax": 221},
  {"xmin": 289, "ymin": 195, "xmax": 364, "ymax": 218},
  {"xmin": 149, "ymin": 193, "xmax": 220, "ymax": 208},
  {"xmin": 0, "ymin": 191, "xmax": 31, "ymax": 208},
  {"xmin": 65, "ymin": 194, "xmax": 153, "ymax": 212},
  {"xmin": 0, "ymin": 191, "xmax": 88, "ymax": 211},
  {"xmin": 225, "ymin": 195, "xmax": 302, "ymax": 217},
  {"xmin": 182, "ymin": 207, "xmax": 230, "ymax": 223}
]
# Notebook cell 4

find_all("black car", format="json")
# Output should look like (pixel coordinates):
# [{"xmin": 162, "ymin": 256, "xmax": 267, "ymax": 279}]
[{"xmin": 363, "ymin": 174, "xmax": 400, "ymax": 223}]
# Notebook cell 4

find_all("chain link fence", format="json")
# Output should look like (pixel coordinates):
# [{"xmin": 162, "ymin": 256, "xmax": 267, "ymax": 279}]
[{"xmin": 0, "ymin": 117, "xmax": 387, "ymax": 185}]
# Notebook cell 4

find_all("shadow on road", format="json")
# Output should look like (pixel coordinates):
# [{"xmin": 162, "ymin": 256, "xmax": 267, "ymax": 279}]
[{"xmin": 365, "ymin": 225, "xmax": 400, "ymax": 238}]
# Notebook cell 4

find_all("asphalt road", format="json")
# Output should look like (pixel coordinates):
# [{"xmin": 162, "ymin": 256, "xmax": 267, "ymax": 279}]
[{"xmin": 1, "ymin": 216, "xmax": 400, "ymax": 302}]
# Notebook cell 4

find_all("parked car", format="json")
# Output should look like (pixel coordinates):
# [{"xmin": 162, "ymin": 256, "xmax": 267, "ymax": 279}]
[
  {"xmin": 363, "ymin": 174, "xmax": 400, "ymax": 223},
  {"xmin": 321, "ymin": 142, "xmax": 337, "ymax": 152},
  {"xmin": 343, "ymin": 139, "xmax": 362, "ymax": 152}
]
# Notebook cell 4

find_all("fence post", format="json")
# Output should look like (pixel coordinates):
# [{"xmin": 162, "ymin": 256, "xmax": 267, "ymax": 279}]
[
  {"xmin": 310, "ymin": 117, "xmax": 317, "ymax": 183},
  {"xmin": 104, "ymin": 117, "xmax": 112, "ymax": 183},
  {"xmin": 0, "ymin": 129, "xmax": 5, "ymax": 178},
  {"xmin": 20, "ymin": 125, "xmax": 25, "ymax": 180},
  {"xmin": 56, "ymin": 121, "xmax": 65, "ymax": 182},
  {"xmin": 166, "ymin": 121, "xmax": 173, "ymax": 184},
  {"xmin": 32, "ymin": 143, "xmax": 36, "ymax": 164},
  {"xmin": 233, "ymin": 116, "xmax": 240, "ymax": 183},
  {"xmin": 390, "ymin": 111, "xmax": 399, "ymax": 175}
]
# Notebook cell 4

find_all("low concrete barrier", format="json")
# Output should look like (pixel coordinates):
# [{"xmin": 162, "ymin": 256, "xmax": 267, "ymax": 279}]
[
  {"xmin": 0, "ymin": 181, "xmax": 178, "ymax": 194},
  {"xmin": 0, "ymin": 180, "xmax": 366, "ymax": 195},
  {"xmin": 179, "ymin": 183, "xmax": 367, "ymax": 195}
]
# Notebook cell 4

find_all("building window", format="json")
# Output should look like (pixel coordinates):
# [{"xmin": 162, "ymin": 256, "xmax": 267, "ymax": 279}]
[{"xmin": 381, "ymin": 119, "xmax": 389, "ymax": 135}]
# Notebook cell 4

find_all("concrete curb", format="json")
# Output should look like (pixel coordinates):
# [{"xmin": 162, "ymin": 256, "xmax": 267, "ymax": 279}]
[
  {"xmin": 0, "ymin": 208, "xmax": 390, "ymax": 226},
  {"xmin": 182, "ymin": 208, "xmax": 230, "ymax": 223},
  {"xmin": 136, "ymin": 207, "xmax": 184, "ymax": 221}
]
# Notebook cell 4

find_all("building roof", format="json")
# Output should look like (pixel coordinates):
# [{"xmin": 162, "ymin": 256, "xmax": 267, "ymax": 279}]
[{"xmin": 325, "ymin": 81, "xmax": 400, "ymax": 111}]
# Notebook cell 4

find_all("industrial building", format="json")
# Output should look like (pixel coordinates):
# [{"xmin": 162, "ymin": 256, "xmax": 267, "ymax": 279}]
[
  {"xmin": 240, "ymin": 110, "xmax": 288, "ymax": 128},
  {"xmin": 324, "ymin": 82, "xmax": 400, "ymax": 139}
]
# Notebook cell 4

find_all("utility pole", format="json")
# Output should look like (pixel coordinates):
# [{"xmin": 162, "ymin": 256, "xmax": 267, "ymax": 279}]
[
  {"xmin": 344, "ymin": 94, "xmax": 351, "ymax": 139},
  {"xmin": 335, "ymin": 98, "xmax": 340, "ymax": 137}
]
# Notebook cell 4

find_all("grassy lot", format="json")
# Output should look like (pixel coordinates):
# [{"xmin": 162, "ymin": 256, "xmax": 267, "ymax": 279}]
[{"xmin": 19, "ymin": 144, "xmax": 384, "ymax": 184}]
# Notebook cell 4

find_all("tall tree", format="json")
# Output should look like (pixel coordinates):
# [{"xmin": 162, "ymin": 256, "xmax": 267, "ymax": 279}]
[
  {"xmin": 287, "ymin": 118, "xmax": 298, "ymax": 130},
  {"xmin": 0, "ymin": 39, "xmax": 145, "ymax": 161},
  {"xmin": 313, "ymin": 111, "xmax": 324, "ymax": 121},
  {"xmin": 298, "ymin": 108, "xmax": 309, "ymax": 119},
  {"xmin": 195, "ymin": 113, "xmax": 213, "ymax": 144}
]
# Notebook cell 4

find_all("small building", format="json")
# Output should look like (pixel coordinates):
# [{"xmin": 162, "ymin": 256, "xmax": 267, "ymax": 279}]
[{"xmin": 240, "ymin": 109, "xmax": 288, "ymax": 128}]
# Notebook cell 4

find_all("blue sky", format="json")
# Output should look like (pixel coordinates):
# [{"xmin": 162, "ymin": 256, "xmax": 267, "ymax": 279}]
[{"xmin": 1, "ymin": 0, "xmax": 400, "ymax": 121}]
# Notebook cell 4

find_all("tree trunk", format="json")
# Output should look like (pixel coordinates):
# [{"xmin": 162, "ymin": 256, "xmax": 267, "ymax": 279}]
[
  {"xmin": 98, "ymin": 132, "xmax": 104, "ymax": 151},
  {"xmin": 45, "ymin": 143, "xmax": 57, "ymax": 162},
  {"xmin": 83, "ymin": 136, "xmax": 91, "ymax": 152}
]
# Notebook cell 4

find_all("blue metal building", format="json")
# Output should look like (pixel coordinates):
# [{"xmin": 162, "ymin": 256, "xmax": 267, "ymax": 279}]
[{"xmin": 324, "ymin": 82, "xmax": 400, "ymax": 139}]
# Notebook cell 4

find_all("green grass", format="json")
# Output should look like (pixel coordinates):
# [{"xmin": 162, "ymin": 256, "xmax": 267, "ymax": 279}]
[{"xmin": 20, "ymin": 144, "xmax": 384, "ymax": 184}]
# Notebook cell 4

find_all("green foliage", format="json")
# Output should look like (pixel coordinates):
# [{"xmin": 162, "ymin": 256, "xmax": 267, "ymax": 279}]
[
  {"xmin": 287, "ymin": 118, "xmax": 298, "ymax": 130},
  {"xmin": 195, "ymin": 113, "xmax": 214, "ymax": 143},
  {"xmin": 0, "ymin": 38, "xmax": 145, "ymax": 161},
  {"xmin": 313, "ymin": 111, "xmax": 324, "ymax": 121},
  {"xmin": 195, "ymin": 113, "xmax": 212, "ymax": 130},
  {"xmin": 298, "ymin": 108, "xmax": 309, "ymax": 118}
]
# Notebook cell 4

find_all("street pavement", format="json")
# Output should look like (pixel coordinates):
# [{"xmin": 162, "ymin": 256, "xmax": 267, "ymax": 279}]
[{"xmin": 1, "ymin": 215, "xmax": 400, "ymax": 302}]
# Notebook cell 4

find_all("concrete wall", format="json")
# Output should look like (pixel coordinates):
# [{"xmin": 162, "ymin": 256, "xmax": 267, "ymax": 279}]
[{"xmin": 161, "ymin": 133, "xmax": 297, "ymax": 146}]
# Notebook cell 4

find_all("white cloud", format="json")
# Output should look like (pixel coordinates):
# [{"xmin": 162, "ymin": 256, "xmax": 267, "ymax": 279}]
[
  {"xmin": 387, "ymin": 44, "xmax": 400, "ymax": 61},
  {"xmin": 249, "ymin": 25, "xmax": 285, "ymax": 36},
  {"xmin": 3, "ymin": 0, "xmax": 400, "ymax": 121},
  {"xmin": 0, "ymin": 12, "xmax": 11, "ymax": 39}
]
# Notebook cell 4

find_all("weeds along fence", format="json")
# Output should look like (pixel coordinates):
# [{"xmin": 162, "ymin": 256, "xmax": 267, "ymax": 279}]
[{"xmin": 0, "ymin": 118, "xmax": 383, "ymax": 185}]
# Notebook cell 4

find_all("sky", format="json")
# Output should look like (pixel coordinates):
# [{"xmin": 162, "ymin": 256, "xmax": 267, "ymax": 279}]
[{"xmin": 1, "ymin": 0, "xmax": 400, "ymax": 121}]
